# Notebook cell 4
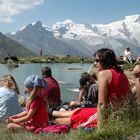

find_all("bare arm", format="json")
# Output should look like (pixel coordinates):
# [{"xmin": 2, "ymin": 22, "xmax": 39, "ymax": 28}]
[
  {"xmin": 8, "ymin": 108, "xmax": 37, "ymax": 124},
  {"xmin": 97, "ymin": 70, "xmax": 111, "ymax": 128},
  {"xmin": 77, "ymin": 88, "xmax": 85, "ymax": 102},
  {"xmin": 9, "ymin": 111, "xmax": 27, "ymax": 119}
]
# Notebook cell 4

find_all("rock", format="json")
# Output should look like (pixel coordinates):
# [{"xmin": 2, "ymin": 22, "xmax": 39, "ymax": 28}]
[{"xmin": 67, "ymin": 67, "xmax": 82, "ymax": 70}]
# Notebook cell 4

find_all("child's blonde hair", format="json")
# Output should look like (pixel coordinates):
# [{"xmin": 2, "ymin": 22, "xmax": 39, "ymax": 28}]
[
  {"xmin": 23, "ymin": 75, "xmax": 47, "ymax": 104},
  {"xmin": 0, "ymin": 75, "xmax": 20, "ymax": 94},
  {"xmin": 27, "ymin": 86, "xmax": 41, "ymax": 104}
]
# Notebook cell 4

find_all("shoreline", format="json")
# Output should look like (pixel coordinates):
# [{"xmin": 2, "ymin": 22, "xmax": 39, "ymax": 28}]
[
  {"xmin": 0, "ymin": 55, "xmax": 128, "ymax": 64},
  {"xmin": 0, "ymin": 55, "xmax": 93, "ymax": 64}
]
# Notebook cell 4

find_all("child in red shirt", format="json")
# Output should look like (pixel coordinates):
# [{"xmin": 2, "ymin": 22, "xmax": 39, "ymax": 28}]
[{"xmin": 7, "ymin": 75, "xmax": 48, "ymax": 132}]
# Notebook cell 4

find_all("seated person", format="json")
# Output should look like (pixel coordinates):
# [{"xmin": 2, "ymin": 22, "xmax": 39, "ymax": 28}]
[
  {"xmin": 136, "ymin": 56, "xmax": 140, "ymax": 63},
  {"xmin": 69, "ymin": 72, "xmax": 98, "ymax": 108},
  {"xmin": 77, "ymin": 70, "xmax": 98, "ymax": 101},
  {"xmin": 123, "ymin": 47, "xmax": 133, "ymax": 64},
  {"xmin": 0, "ymin": 75, "xmax": 22, "ymax": 121},
  {"xmin": 51, "ymin": 48, "xmax": 132, "ymax": 129},
  {"xmin": 41, "ymin": 66, "xmax": 61, "ymax": 109},
  {"xmin": 76, "ymin": 72, "xmax": 91, "ymax": 102},
  {"xmin": 7, "ymin": 75, "xmax": 48, "ymax": 132},
  {"xmin": 132, "ymin": 65, "xmax": 140, "ymax": 105}
]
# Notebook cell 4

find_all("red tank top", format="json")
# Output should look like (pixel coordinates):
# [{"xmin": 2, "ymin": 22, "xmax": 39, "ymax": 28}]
[{"xmin": 108, "ymin": 69, "xmax": 129, "ymax": 102}]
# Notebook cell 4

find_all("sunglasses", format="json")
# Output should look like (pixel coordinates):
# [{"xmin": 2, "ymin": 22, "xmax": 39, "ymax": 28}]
[{"xmin": 94, "ymin": 59, "xmax": 100, "ymax": 63}]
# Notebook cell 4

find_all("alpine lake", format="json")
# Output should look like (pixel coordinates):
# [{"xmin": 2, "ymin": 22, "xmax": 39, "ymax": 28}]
[{"xmin": 0, "ymin": 63, "xmax": 91, "ymax": 103}]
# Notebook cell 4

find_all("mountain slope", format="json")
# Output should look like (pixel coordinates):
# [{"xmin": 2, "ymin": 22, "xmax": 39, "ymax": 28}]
[
  {"xmin": 51, "ymin": 15, "xmax": 140, "ymax": 57},
  {"xmin": 6, "ymin": 14, "xmax": 140, "ymax": 57},
  {"xmin": 7, "ymin": 21, "xmax": 92, "ymax": 56},
  {"xmin": 0, "ymin": 32, "xmax": 35, "ymax": 59}
]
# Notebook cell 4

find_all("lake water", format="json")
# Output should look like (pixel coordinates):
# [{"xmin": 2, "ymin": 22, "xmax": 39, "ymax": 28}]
[{"xmin": 0, "ymin": 63, "xmax": 92, "ymax": 102}]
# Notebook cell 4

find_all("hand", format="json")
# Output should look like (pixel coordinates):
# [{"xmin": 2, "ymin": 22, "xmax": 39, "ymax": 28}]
[
  {"xmin": 5, "ymin": 118, "xmax": 9, "ymax": 123},
  {"xmin": 70, "ymin": 101, "xmax": 79, "ymax": 106},
  {"xmin": 6, "ymin": 117, "xmax": 14, "ymax": 123}
]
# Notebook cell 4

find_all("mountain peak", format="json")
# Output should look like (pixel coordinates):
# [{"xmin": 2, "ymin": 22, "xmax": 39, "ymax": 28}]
[
  {"xmin": 5, "ymin": 14, "xmax": 140, "ymax": 57},
  {"xmin": 63, "ymin": 19, "xmax": 74, "ymax": 24},
  {"xmin": 124, "ymin": 14, "xmax": 140, "ymax": 23},
  {"xmin": 34, "ymin": 21, "xmax": 42, "ymax": 27},
  {"xmin": 52, "ymin": 19, "xmax": 74, "ymax": 30}
]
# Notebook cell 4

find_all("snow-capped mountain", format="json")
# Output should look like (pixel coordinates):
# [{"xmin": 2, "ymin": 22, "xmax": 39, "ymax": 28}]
[
  {"xmin": 6, "ymin": 14, "xmax": 140, "ymax": 57},
  {"xmin": 6, "ymin": 21, "xmax": 92, "ymax": 56},
  {"xmin": 50, "ymin": 15, "xmax": 140, "ymax": 57}
]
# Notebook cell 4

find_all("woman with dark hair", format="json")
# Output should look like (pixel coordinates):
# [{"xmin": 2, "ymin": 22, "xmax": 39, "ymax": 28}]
[
  {"xmin": 94, "ymin": 48, "xmax": 121, "ymax": 71},
  {"xmin": 69, "ymin": 72, "xmax": 98, "ymax": 108},
  {"xmin": 52, "ymin": 48, "xmax": 132, "ymax": 129}
]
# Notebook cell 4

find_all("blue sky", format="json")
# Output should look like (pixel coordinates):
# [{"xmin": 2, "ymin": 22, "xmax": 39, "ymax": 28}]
[{"xmin": 0, "ymin": 0, "xmax": 140, "ymax": 33}]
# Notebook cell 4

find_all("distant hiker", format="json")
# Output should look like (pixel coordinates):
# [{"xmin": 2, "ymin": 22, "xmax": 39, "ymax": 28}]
[
  {"xmin": 123, "ymin": 47, "xmax": 133, "ymax": 63},
  {"xmin": 40, "ymin": 49, "xmax": 43, "ymax": 56},
  {"xmin": 80, "ymin": 56, "xmax": 85, "ymax": 63}
]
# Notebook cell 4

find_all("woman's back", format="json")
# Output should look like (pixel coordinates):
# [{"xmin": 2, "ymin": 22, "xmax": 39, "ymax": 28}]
[
  {"xmin": 108, "ymin": 69, "xmax": 129, "ymax": 100},
  {"xmin": 0, "ymin": 87, "xmax": 22, "ymax": 120}
]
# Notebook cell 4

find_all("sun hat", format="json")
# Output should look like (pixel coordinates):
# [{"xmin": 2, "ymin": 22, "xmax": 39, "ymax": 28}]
[{"xmin": 24, "ymin": 75, "xmax": 47, "ymax": 88}]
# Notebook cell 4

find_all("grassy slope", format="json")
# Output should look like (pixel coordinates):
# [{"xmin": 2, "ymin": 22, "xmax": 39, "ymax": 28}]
[
  {"xmin": 0, "ymin": 119, "xmax": 139, "ymax": 140},
  {"xmin": 0, "ymin": 58, "xmax": 139, "ymax": 140}
]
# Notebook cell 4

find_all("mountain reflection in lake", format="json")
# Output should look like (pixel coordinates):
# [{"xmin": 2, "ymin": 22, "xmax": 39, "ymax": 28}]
[{"xmin": 0, "ymin": 63, "xmax": 91, "ymax": 102}]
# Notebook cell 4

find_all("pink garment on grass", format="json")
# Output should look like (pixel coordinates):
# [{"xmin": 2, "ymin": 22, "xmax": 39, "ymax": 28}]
[{"xmin": 35, "ymin": 124, "xmax": 70, "ymax": 134}]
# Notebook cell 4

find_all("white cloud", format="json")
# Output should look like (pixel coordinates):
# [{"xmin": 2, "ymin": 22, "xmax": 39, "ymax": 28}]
[{"xmin": 0, "ymin": 0, "xmax": 44, "ymax": 23}]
